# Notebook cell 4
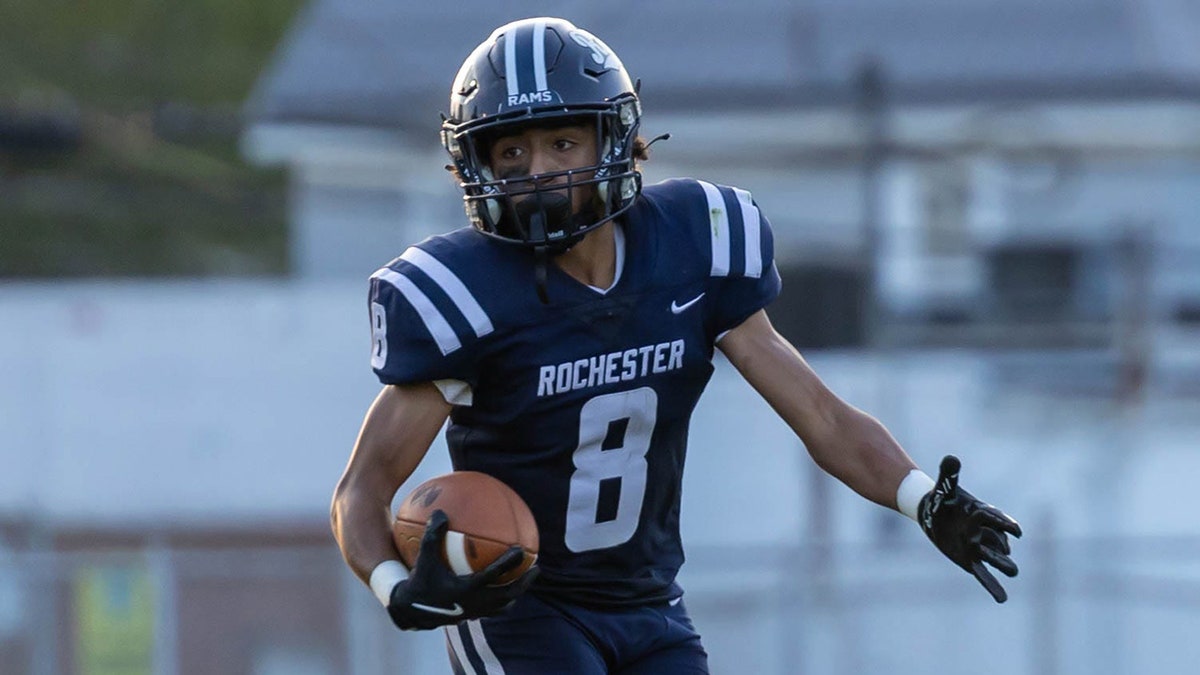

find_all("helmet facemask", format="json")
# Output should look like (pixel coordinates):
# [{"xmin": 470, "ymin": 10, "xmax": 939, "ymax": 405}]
[{"xmin": 443, "ymin": 97, "xmax": 642, "ymax": 253}]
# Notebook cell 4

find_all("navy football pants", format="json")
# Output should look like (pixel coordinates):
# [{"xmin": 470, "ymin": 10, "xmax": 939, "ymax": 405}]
[{"xmin": 443, "ymin": 593, "xmax": 709, "ymax": 674}]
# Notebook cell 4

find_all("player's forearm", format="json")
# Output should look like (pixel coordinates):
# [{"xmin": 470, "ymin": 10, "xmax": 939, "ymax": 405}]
[
  {"xmin": 332, "ymin": 384, "xmax": 449, "ymax": 585},
  {"xmin": 720, "ymin": 312, "xmax": 923, "ymax": 513},
  {"xmin": 331, "ymin": 483, "xmax": 402, "ymax": 585},
  {"xmin": 330, "ymin": 436, "xmax": 427, "ymax": 587},
  {"xmin": 804, "ymin": 403, "xmax": 918, "ymax": 511}
]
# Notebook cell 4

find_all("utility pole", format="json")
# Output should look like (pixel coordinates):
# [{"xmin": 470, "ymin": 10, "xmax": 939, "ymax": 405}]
[{"xmin": 856, "ymin": 59, "xmax": 888, "ymax": 353}]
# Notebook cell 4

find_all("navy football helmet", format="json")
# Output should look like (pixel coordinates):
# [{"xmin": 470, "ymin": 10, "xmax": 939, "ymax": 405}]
[{"xmin": 441, "ymin": 17, "xmax": 643, "ymax": 250}]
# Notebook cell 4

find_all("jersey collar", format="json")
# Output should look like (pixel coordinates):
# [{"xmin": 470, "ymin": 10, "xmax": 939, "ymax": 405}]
[{"xmin": 585, "ymin": 223, "xmax": 625, "ymax": 295}]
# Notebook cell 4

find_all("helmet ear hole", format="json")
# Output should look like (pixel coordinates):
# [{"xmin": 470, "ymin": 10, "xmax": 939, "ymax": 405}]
[{"xmin": 620, "ymin": 177, "xmax": 636, "ymax": 200}]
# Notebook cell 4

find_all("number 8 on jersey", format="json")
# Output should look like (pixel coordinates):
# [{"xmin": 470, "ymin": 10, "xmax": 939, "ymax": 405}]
[{"xmin": 565, "ymin": 388, "xmax": 656, "ymax": 552}]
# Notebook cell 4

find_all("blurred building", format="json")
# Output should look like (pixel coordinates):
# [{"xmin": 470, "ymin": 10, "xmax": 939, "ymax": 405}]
[{"xmin": 244, "ymin": 0, "xmax": 1200, "ymax": 352}]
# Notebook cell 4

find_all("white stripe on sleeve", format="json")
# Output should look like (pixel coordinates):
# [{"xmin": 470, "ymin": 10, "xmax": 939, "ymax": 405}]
[
  {"xmin": 698, "ymin": 180, "xmax": 730, "ymax": 277},
  {"xmin": 467, "ymin": 620, "xmax": 507, "ymax": 675},
  {"xmin": 371, "ymin": 268, "xmax": 461, "ymax": 355},
  {"xmin": 532, "ymin": 20, "xmax": 548, "ymax": 92},
  {"xmin": 734, "ymin": 187, "xmax": 763, "ymax": 278},
  {"xmin": 400, "ymin": 247, "xmax": 494, "ymax": 337}
]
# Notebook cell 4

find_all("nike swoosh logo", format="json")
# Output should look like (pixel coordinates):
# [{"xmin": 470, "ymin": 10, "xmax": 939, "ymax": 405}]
[
  {"xmin": 411, "ymin": 602, "xmax": 464, "ymax": 617},
  {"xmin": 670, "ymin": 292, "xmax": 705, "ymax": 314}
]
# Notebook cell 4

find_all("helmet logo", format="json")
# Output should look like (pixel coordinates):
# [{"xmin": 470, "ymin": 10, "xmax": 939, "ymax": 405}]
[
  {"xmin": 508, "ymin": 91, "xmax": 555, "ymax": 106},
  {"xmin": 569, "ymin": 31, "xmax": 617, "ymax": 71}
]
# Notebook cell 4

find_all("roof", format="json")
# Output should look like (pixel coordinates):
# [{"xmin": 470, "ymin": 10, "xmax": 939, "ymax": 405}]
[{"xmin": 245, "ymin": 0, "xmax": 1200, "ymax": 134}]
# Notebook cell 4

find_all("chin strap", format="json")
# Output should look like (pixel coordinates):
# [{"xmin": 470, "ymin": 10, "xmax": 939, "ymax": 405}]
[
  {"xmin": 533, "ymin": 246, "xmax": 550, "ymax": 304},
  {"xmin": 528, "ymin": 210, "xmax": 551, "ymax": 304}
]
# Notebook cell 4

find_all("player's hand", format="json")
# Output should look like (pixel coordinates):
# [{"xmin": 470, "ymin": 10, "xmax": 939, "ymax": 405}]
[
  {"xmin": 387, "ymin": 510, "xmax": 535, "ymax": 630},
  {"xmin": 918, "ymin": 455, "xmax": 1023, "ymax": 603}
]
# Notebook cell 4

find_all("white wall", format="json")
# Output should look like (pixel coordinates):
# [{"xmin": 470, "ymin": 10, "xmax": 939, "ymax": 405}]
[
  {"xmin": 0, "ymin": 280, "xmax": 379, "ymax": 525},
  {"xmin": 2, "ymin": 280, "xmax": 1197, "ymax": 535}
]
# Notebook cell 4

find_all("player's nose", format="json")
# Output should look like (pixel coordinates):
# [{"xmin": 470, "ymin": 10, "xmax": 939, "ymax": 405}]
[
  {"xmin": 525, "ymin": 149, "xmax": 552, "ymax": 178},
  {"xmin": 525, "ymin": 146, "xmax": 566, "ymax": 182}
]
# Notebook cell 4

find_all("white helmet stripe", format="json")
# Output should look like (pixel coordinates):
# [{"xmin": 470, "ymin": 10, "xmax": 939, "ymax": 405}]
[
  {"xmin": 532, "ymin": 20, "xmax": 548, "ymax": 92},
  {"xmin": 400, "ymin": 247, "xmax": 494, "ymax": 338},
  {"xmin": 734, "ymin": 187, "xmax": 763, "ymax": 278},
  {"xmin": 698, "ymin": 180, "xmax": 731, "ymax": 277},
  {"xmin": 504, "ymin": 29, "xmax": 519, "ymax": 97},
  {"xmin": 371, "ymin": 268, "xmax": 461, "ymax": 355}
]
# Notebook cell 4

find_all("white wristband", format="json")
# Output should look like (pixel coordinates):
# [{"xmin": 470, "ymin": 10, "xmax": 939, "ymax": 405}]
[
  {"xmin": 896, "ymin": 469, "xmax": 935, "ymax": 522},
  {"xmin": 369, "ymin": 560, "xmax": 409, "ymax": 607}
]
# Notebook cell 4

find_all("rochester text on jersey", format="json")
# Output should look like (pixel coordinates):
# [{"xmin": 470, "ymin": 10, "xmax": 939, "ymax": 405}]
[{"xmin": 536, "ymin": 339, "xmax": 685, "ymax": 397}]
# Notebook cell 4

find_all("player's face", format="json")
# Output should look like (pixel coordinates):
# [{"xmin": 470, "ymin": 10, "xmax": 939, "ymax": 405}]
[{"xmin": 486, "ymin": 122, "xmax": 598, "ymax": 214}]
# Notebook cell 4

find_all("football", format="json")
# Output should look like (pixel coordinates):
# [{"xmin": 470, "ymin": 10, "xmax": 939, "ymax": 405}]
[{"xmin": 392, "ymin": 471, "xmax": 539, "ymax": 585}]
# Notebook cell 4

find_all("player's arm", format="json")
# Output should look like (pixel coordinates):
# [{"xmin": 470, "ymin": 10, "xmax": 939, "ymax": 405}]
[
  {"xmin": 717, "ymin": 310, "xmax": 916, "ymax": 507},
  {"xmin": 331, "ymin": 383, "xmax": 532, "ymax": 629},
  {"xmin": 718, "ymin": 309, "xmax": 1022, "ymax": 601},
  {"xmin": 331, "ymin": 382, "xmax": 451, "ymax": 586}
]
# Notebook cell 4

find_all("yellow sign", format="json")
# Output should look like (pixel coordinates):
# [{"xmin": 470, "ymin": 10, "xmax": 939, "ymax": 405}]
[{"xmin": 75, "ymin": 565, "xmax": 154, "ymax": 675}]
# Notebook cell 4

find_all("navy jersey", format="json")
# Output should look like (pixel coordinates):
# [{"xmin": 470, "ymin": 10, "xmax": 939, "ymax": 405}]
[{"xmin": 367, "ymin": 178, "xmax": 781, "ymax": 607}]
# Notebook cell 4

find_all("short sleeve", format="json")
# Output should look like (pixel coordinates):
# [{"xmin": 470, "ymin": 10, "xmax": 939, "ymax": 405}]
[
  {"xmin": 694, "ymin": 181, "xmax": 783, "ymax": 336},
  {"xmin": 367, "ymin": 246, "xmax": 495, "ymax": 386}
]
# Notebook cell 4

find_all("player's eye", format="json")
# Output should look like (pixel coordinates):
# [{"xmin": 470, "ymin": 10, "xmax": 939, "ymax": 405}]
[
  {"xmin": 553, "ymin": 138, "xmax": 577, "ymax": 152},
  {"xmin": 497, "ymin": 145, "xmax": 524, "ymax": 161}
]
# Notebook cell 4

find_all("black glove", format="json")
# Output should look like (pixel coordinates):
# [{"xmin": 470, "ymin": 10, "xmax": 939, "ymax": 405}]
[
  {"xmin": 387, "ymin": 509, "xmax": 539, "ymax": 630},
  {"xmin": 918, "ymin": 455, "xmax": 1023, "ymax": 603}
]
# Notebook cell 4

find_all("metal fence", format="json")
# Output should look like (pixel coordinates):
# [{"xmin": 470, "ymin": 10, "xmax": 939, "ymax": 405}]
[{"xmin": 4, "ymin": 527, "xmax": 1200, "ymax": 675}]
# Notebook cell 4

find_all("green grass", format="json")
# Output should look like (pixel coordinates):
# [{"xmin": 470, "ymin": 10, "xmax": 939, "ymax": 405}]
[{"xmin": 0, "ymin": 0, "xmax": 306, "ymax": 278}]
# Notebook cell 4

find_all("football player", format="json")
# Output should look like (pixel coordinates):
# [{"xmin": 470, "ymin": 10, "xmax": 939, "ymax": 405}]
[{"xmin": 331, "ymin": 17, "xmax": 1022, "ymax": 674}]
